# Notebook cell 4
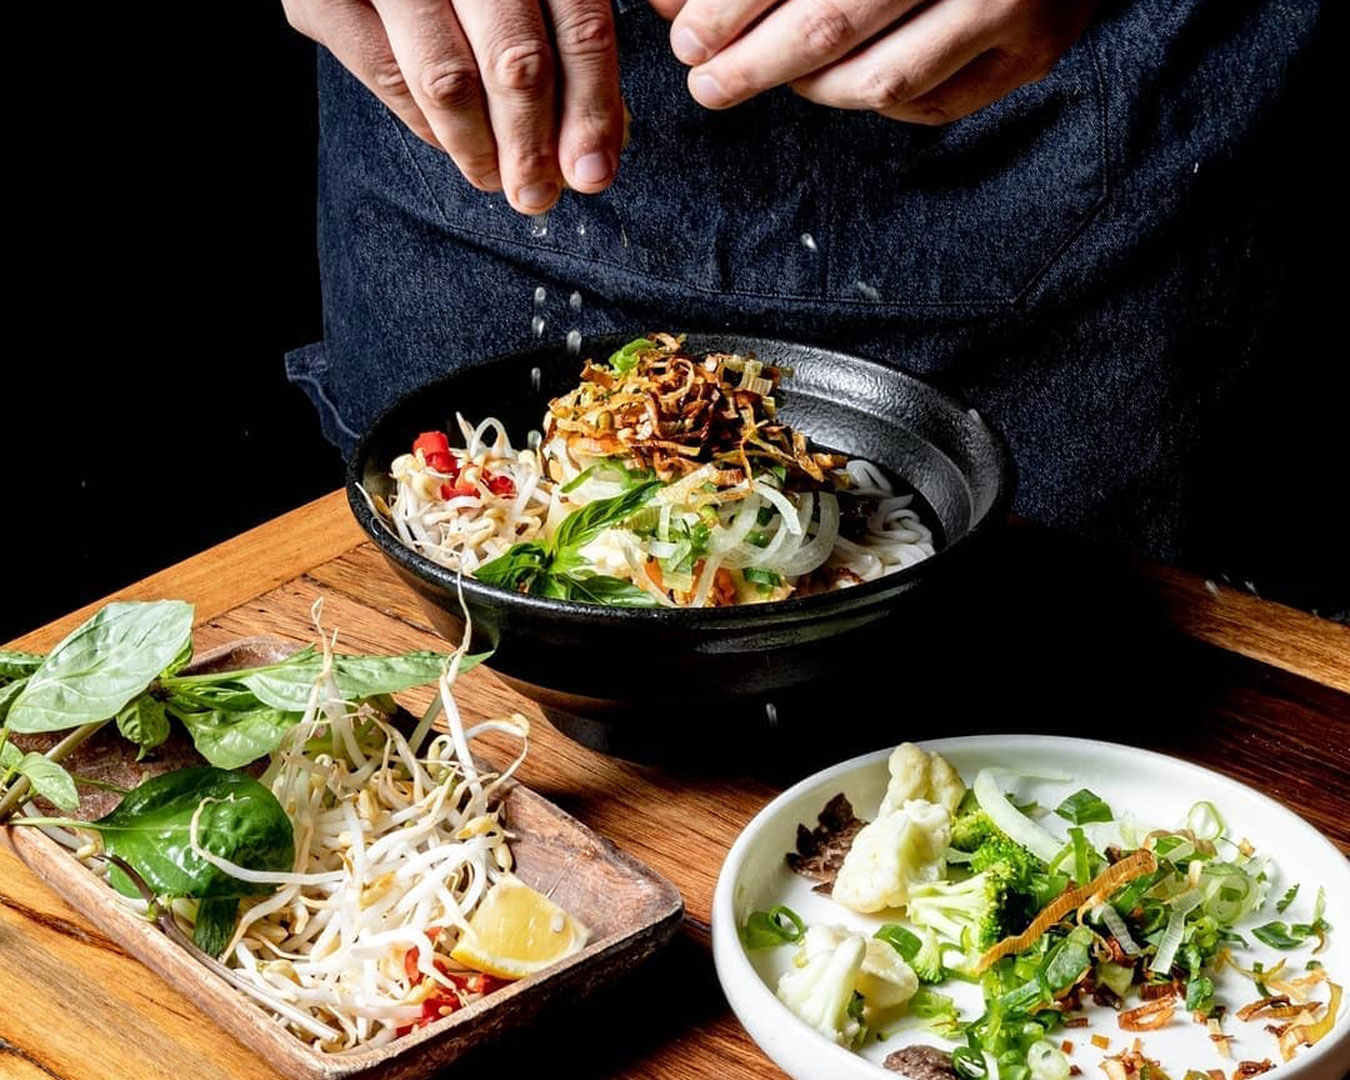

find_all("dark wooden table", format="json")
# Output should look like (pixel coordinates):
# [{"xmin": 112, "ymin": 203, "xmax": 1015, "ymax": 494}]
[{"xmin": 3, "ymin": 492, "xmax": 1347, "ymax": 1080}]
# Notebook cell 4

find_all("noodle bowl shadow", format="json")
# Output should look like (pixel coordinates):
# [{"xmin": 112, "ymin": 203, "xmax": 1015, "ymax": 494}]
[{"xmin": 348, "ymin": 334, "xmax": 1013, "ymax": 764}]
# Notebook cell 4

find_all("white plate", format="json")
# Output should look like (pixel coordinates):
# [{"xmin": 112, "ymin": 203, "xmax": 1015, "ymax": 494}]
[{"xmin": 712, "ymin": 735, "xmax": 1350, "ymax": 1080}]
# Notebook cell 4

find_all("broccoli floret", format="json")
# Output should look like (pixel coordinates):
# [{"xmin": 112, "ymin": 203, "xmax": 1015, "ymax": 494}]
[
  {"xmin": 949, "ymin": 804, "xmax": 1000, "ymax": 853},
  {"xmin": 907, "ymin": 864, "xmax": 1019, "ymax": 952},
  {"xmin": 970, "ymin": 834, "xmax": 1039, "ymax": 884}
]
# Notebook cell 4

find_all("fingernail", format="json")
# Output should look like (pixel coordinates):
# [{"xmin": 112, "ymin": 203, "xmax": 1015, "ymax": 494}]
[
  {"xmin": 692, "ymin": 72, "xmax": 728, "ymax": 108},
  {"xmin": 574, "ymin": 151, "xmax": 613, "ymax": 186},
  {"xmin": 518, "ymin": 182, "xmax": 558, "ymax": 210},
  {"xmin": 673, "ymin": 27, "xmax": 707, "ymax": 65}
]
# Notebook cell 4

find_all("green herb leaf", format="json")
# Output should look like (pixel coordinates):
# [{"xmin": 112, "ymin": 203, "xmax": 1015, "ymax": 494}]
[
  {"xmin": 0, "ymin": 650, "xmax": 44, "ymax": 682},
  {"xmin": 171, "ymin": 703, "xmax": 301, "ymax": 770},
  {"xmin": 1054, "ymin": 788, "xmax": 1113, "ymax": 825},
  {"xmin": 607, "ymin": 338, "xmax": 654, "ymax": 374},
  {"xmin": 193, "ymin": 897, "xmax": 239, "ymax": 958},
  {"xmin": 563, "ymin": 574, "xmax": 660, "ymax": 607},
  {"xmin": 11, "ymin": 752, "xmax": 79, "ymax": 811},
  {"xmin": 0, "ymin": 677, "xmax": 28, "ymax": 725},
  {"xmin": 740, "ymin": 905, "xmax": 806, "ymax": 949},
  {"xmin": 116, "ymin": 696, "xmax": 172, "ymax": 760},
  {"xmin": 551, "ymin": 480, "xmax": 662, "ymax": 559},
  {"xmin": 241, "ymin": 651, "xmax": 488, "ymax": 712},
  {"xmin": 87, "ymin": 766, "xmax": 293, "ymax": 899},
  {"xmin": 474, "ymin": 542, "xmax": 549, "ymax": 592},
  {"xmin": 742, "ymin": 567, "xmax": 782, "ymax": 589},
  {"xmin": 1251, "ymin": 921, "xmax": 1307, "ymax": 949},
  {"xmin": 7, "ymin": 601, "xmax": 194, "ymax": 733},
  {"xmin": 1276, "ymin": 883, "xmax": 1300, "ymax": 913}
]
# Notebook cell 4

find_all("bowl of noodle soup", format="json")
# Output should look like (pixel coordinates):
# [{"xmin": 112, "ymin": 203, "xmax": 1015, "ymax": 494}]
[{"xmin": 347, "ymin": 334, "xmax": 1012, "ymax": 760}]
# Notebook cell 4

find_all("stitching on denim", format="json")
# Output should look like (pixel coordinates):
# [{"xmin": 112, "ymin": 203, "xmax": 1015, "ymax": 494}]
[
  {"xmin": 1013, "ymin": 32, "xmax": 1112, "ymax": 307},
  {"xmin": 290, "ymin": 371, "xmax": 360, "ymax": 440}
]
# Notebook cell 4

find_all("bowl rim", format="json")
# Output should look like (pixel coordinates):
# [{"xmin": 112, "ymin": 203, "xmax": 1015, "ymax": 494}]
[{"xmin": 345, "ymin": 333, "xmax": 1015, "ymax": 626}]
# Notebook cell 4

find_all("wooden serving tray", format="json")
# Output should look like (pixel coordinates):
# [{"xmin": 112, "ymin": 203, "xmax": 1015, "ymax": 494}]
[{"xmin": 6, "ymin": 639, "xmax": 685, "ymax": 1080}]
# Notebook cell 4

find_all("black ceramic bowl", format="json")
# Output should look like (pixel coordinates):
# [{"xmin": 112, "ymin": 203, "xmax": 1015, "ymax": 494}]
[{"xmin": 348, "ymin": 334, "xmax": 1013, "ymax": 761}]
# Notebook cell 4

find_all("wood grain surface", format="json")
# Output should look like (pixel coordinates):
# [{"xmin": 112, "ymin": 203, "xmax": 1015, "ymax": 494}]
[{"xmin": 3, "ymin": 492, "xmax": 1348, "ymax": 1080}]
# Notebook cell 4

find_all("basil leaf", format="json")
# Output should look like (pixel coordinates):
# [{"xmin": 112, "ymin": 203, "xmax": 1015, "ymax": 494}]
[
  {"xmin": 193, "ymin": 897, "xmax": 239, "ymax": 958},
  {"xmin": 1055, "ymin": 788, "xmax": 1113, "ymax": 825},
  {"xmin": 7, "ymin": 601, "xmax": 195, "ymax": 733},
  {"xmin": 1276, "ymin": 884, "xmax": 1299, "ymax": 913},
  {"xmin": 116, "ymin": 697, "xmax": 172, "ymax": 760},
  {"xmin": 11, "ymin": 752, "xmax": 79, "ymax": 811},
  {"xmin": 172, "ymin": 704, "xmax": 301, "ymax": 770},
  {"xmin": 608, "ymin": 337, "xmax": 654, "ymax": 374},
  {"xmin": 0, "ymin": 650, "xmax": 44, "ymax": 682},
  {"xmin": 0, "ymin": 677, "xmax": 28, "ymax": 725},
  {"xmin": 91, "ymin": 766, "xmax": 293, "ymax": 899},
  {"xmin": 552, "ymin": 480, "xmax": 662, "ymax": 557},
  {"xmin": 1251, "ymin": 921, "xmax": 1306, "ymax": 949},
  {"xmin": 563, "ymin": 574, "xmax": 660, "ymax": 607},
  {"xmin": 474, "ymin": 542, "xmax": 549, "ymax": 591},
  {"xmin": 241, "ymin": 651, "xmax": 488, "ymax": 712}
]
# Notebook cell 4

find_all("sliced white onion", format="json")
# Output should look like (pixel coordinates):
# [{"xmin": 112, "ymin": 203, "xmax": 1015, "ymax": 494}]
[
  {"xmin": 710, "ymin": 493, "xmax": 762, "ymax": 555},
  {"xmin": 779, "ymin": 492, "xmax": 840, "ymax": 576},
  {"xmin": 751, "ymin": 481, "xmax": 803, "ymax": 534},
  {"xmin": 972, "ymin": 769, "xmax": 1065, "ymax": 864}
]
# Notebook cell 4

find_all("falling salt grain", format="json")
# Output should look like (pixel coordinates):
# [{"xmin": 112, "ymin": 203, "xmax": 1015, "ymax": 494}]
[
  {"xmin": 566, "ymin": 329, "xmax": 582, "ymax": 355},
  {"xmin": 550, "ymin": 912, "xmax": 566, "ymax": 934},
  {"xmin": 529, "ymin": 368, "xmax": 542, "ymax": 393},
  {"xmin": 577, "ymin": 223, "xmax": 587, "ymax": 237},
  {"xmin": 527, "ymin": 429, "xmax": 542, "ymax": 451},
  {"xmin": 569, "ymin": 291, "xmax": 582, "ymax": 312},
  {"xmin": 529, "ymin": 213, "xmax": 549, "ymax": 238},
  {"xmin": 531, "ymin": 314, "xmax": 546, "ymax": 338},
  {"xmin": 1193, "ymin": 162, "xmax": 1200, "ymax": 174},
  {"xmin": 800, "ymin": 232, "xmax": 818, "ymax": 252},
  {"xmin": 853, "ymin": 280, "xmax": 881, "ymax": 301},
  {"xmin": 620, "ymin": 227, "xmax": 629, "ymax": 248},
  {"xmin": 533, "ymin": 286, "xmax": 547, "ymax": 306},
  {"xmin": 1204, "ymin": 579, "xmax": 1220, "ymax": 598}
]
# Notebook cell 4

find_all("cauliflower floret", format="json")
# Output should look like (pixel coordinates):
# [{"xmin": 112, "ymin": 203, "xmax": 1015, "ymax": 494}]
[
  {"xmin": 878, "ymin": 743, "xmax": 966, "ymax": 817},
  {"xmin": 832, "ymin": 798, "xmax": 952, "ymax": 913},
  {"xmin": 776, "ymin": 928, "xmax": 866, "ymax": 1045}
]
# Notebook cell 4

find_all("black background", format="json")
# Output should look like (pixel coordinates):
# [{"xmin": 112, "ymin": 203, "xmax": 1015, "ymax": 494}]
[
  {"xmin": 0, "ymin": 11, "xmax": 339, "ymax": 642},
  {"xmin": 1, "ymin": 7, "xmax": 1340, "ymax": 643}
]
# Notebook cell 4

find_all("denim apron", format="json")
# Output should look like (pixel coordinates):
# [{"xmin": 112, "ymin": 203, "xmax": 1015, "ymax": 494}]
[{"xmin": 288, "ymin": 0, "xmax": 1323, "ymax": 586}]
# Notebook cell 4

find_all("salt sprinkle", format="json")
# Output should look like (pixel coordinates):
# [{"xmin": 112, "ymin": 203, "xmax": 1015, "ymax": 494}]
[
  {"xmin": 853, "ymin": 280, "xmax": 880, "ymax": 301},
  {"xmin": 800, "ymin": 233, "xmax": 818, "ymax": 251},
  {"xmin": 529, "ymin": 213, "xmax": 549, "ymax": 238},
  {"xmin": 531, "ymin": 315, "xmax": 545, "ymax": 338},
  {"xmin": 569, "ymin": 291, "xmax": 582, "ymax": 312},
  {"xmin": 533, "ymin": 286, "xmax": 546, "ymax": 306},
  {"xmin": 566, "ymin": 329, "xmax": 582, "ymax": 355}
]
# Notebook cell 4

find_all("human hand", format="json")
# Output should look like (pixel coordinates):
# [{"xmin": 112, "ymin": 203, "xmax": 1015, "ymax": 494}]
[
  {"xmin": 651, "ymin": 0, "xmax": 1096, "ymax": 125},
  {"xmin": 283, "ymin": 0, "xmax": 624, "ymax": 212}
]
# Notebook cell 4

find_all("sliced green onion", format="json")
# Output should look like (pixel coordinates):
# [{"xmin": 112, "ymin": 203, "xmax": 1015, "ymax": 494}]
[
  {"xmin": 1096, "ymin": 960, "xmax": 1135, "ymax": 998},
  {"xmin": 875, "ymin": 924, "xmax": 922, "ymax": 962},
  {"xmin": 1069, "ymin": 827, "xmax": 1092, "ymax": 887},
  {"xmin": 1026, "ymin": 1040, "xmax": 1070, "ymax": 1080},
  {"xmin": 952, "ymin": 1046, "xmax": 989, "ymax": 1080},
  {"xmin": 1054, "ymin": 789, "xmax": 1113, "ymax": 825},
  {"xmin": 608, "ymin": 337, "xmax": 653, "ymax": 374},
  {"xmin": 1150, "ymin": 889, "xmax": 1203, "ymax": 973},
  {"xmin": 1252, "ymin": 921, "xmax": 1308, "ymax": 949},
  {"xmin": 1186, "ymin": 801, "xmax": 1225, "ymax": 841},
  {"xmin": 1185, "ymin": 975, "xmax": 1215, "ymax": 1014},
  {"xmin": 742, "ymin": 567, "xmax": 782, "ymax": 588},
  {"xmin": 972, "ymin": 769, "xmax": 1065, "ymax": 864},
  {"xmin": 740, "ymin": 905, "xmax": 806, "ymax": 949}
]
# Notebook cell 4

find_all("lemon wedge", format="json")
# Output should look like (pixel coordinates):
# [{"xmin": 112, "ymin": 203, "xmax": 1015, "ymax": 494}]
[{"xmin": 449, "ymin": 873, "xmax": 589, "ymax": 979}]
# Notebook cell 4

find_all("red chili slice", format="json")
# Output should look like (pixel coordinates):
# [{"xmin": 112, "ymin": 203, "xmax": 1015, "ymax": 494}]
[
  {"xmin": 485, "ymin": 473, "xmax": 516, "ymax": 497},
  {"xmin": 412, "ymin": 432, "xmax": 450, "ymax": 458}
]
